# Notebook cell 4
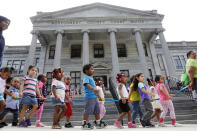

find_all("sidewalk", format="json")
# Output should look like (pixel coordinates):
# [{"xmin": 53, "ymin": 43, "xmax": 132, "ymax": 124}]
[{"xmin": 1, "ymin": 125, "xmax": 197, "ymax": 131}]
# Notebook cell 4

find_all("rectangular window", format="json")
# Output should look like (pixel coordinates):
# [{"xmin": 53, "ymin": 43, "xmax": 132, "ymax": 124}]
[
  {"xmin": 157, "ymin": 54, "xmax": 165, "ymax": 70},
  {"xmin": 71, "ymin": 45, "xmax": 81, "ymax": 58},
  {"xmin": 180, "ymin": 55, "xmax": 186, "ymax": 68},
  {"xmin": 117, "ymin": 44, "xmax": 127, "ymax": 57},
  {"xmin": 49, "ymin": 45, "xmax": 55, "ymax": 59},
  {"xmin": 12, "ymin": 60, "xmax": 20, "ymax": 74},
  {"xmin": 19, "ymin": 60, "xmax": 25, "ymax": 74},
  {"xmin": 70, "ymin": 71, "xmax": 81, "ymax": 93},
  {"xmin": 94, "ymin": 44, "xmax": 104, "ymax": 58},
  {"xmin": 173, "ymin": 56, "xmax": 184, "ymax": 69},
  {"xmin": 7, "ymin": 60, "xmax": 12, "ymax": 67},
  {"xmin": 34, "ymin": 58, "xmax": 39, "ymax": 66}
]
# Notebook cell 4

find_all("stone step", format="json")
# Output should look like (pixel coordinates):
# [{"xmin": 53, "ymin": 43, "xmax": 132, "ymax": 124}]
[
  {"xmin": 29, "ymin": 108, "xmax": 197, "ymax": 116},
  {"xmin": 27, "ymin": 113, "xmax": 197, "ymax": 121},
  {"xmin": 6, "ymin": 117, "xmax": 197, "ymax": 126}
]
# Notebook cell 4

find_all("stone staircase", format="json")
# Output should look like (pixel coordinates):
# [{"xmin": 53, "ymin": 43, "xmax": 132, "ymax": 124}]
[
  {"xmin": 4, "ymin": 91, "xmax": 197, "ymax": 126},
  {"xmin": 30, "ymin": 92, "xmax": 119, "ymax": 126}
]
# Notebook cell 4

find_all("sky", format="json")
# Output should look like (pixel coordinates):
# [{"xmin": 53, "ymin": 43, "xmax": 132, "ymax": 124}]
[{"xmin": 1, "ymin": 0, "xmax": 197, "ymax": 46}]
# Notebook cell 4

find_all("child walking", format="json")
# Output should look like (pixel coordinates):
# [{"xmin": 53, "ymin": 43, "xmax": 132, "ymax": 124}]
[
  {"xmin": 0, "ymin": 67, "xmax": 14, "ymax": 128},
  {"xmin": 0, "ymin": 76, "xmax": 13, "ymax": 127},
  {"xmin": 155, "ymin": 75, "xmax": 181, "ymax": 127},
  {"xmin": 128, "ymin": 75, "xmax": 143, "ymax": 128},
  {"xmin": 82, "ymin": 64, "xmax": 106, "ymax": 129},
  {"xmin": 135, "ymin": 73, "xmax": 155, "ymax": 127},
  {"xmin": 94, "ymin": 77, "xmax": 107, "ymax": 126},
  {"xmin": 0, "ymin": 77, "xmax": 20, "ymax": 126},
  {"xmin": 0, "ymin": 67, "xmax": 14, "ymax": 111},
  {"xmin": 51, "ymin": 68, "xmax": 67, "ymax": 129},
  {"xmin": 34, "ymin": 74, "xmax": 47, "ymax": 127},
  {"xmin": 64, "ymin": 75, "xmax": 73, "ymax": 128},
  {"xmin": 19, "ymin": 65, "xmax": 43, "ymax": 127},
  {"xmin": 147, "ymin": 79, "xmax": 162, "ymax": 124},
  {"xmin": 114, "ymin": 73, "xmax": 133, "ymax": 128}
]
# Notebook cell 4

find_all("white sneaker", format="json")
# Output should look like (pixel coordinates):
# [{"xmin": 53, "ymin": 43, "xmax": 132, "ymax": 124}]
[
  {"xmin": 172, "ymin": 123, "xmax": 182, "ymax": 127},
  {"xmin": 158, "ymin": 123, "xmax": 167, "ymax": 127}
]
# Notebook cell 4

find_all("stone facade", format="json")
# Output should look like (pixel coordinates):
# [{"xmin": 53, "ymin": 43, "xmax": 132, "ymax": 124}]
[{"xmin": 2, "ymin": 3, "xmax": 197, "ymax": 91}]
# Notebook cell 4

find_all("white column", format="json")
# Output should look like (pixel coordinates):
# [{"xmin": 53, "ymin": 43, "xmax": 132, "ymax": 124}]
[
  {"xmin": 157, "ymin": 28, "xmax": 175, "ymax": 77},
  {"xmin": 53, "ymin": 30, "xmax": 64, "ymax": 68},
  {"xmin": 108, "ymin": 28, "xmax": 120, "ymax": 81},
  {"xmin": 24, "ymin": 30, "xmax": 39, "ymax": 74},
  {"xmin": 134, "ymin": 29, "xmax": 149, "ymax": 77},
  {"xmin": 149, "ymin": 38, "xmax": 161, "ymax": 75},
  {"xmin": 82, "ymin": 29, "xmax": 89, "ymax": 65}
]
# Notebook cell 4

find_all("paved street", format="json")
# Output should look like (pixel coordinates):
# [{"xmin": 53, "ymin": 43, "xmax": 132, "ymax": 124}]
[{"xmin": 1, "ymin": 125, "xmax": 197, "ymax": 131}]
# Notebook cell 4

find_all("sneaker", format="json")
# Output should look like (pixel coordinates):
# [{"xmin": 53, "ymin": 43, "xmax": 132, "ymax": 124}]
[
  {"xmin": 114, "ymin": 121, "xmax": 123, "ymax": 129},
  {"xmin": 172, "ymin": 123, "xmax": 182, "ymax": 127},
  {"xmin": 12, "ymin": 122, "xmax": 18, "ymax": 126},
  {"xmin": 36, "ymin": 122, "xmax": 45, "ymax": 127},
  {"xmin": 19, "ymin": 121, "xmax": 28, "ymax": 127},
  {"xmin": 52, "ymin": 124, "xmax": 61, "ymax": 129},
  {"xmin": 146, "ymin": 124, "xmax": 155, "ymax": 128},
  {"xmin": 25, "ymin": 119, "xmax": 31, "ymax": 126},
  {"xmin": 139, "ymin": 119, "xmax": 146, "ymax": 128},
  {"xmin": 0, "ymin": 122, "xmax": 8, "ymax": 126},
  {"xmin": 128, "ymin": 122, "xmax": 137, "ymax": 128},
  {"xmin": 146, "ymin": 121, "xmax": 155, "ymax": 128},
  {"xmin": 93, "ymin": 120, "xmax": 106, "ymax": 129},
  {"xmin": 158, "ymin": 122, "xmax": 167, "ymax": 127},
  {"xmin": 81, "ymin": 122, "xmax": 94, "ymax": 130},
  {"xmin": 100, "ymin": 120, "xmax": 108, "ymax": 128},
  {"xmin": 57, "ymin": 123, "xmax": 62, "ymax": 129},
  {"xmin": 64, "ymin": 122, "xmax": 73, "ymax": 128}
]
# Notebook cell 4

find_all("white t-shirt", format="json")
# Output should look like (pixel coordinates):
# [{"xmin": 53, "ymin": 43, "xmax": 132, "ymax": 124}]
[
  {"xmin": 117, "ymin": 83, "xmax": 128, "ymax": 99},
  {"xmin": 0, "ymin": 77, "xmax": 6, "ymax": 94},
  {"xmin": 51, "ymin": 79, "xmax": 66, "ymax": 102},
  {"xmin": 95, "ymin": 86, "xmax": 104, "ymax": 99}
]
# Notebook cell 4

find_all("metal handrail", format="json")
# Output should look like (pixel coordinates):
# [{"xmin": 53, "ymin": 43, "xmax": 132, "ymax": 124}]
[{"xmin": 166, "ymin": 76, "xmax": 194, "ymax": 100}]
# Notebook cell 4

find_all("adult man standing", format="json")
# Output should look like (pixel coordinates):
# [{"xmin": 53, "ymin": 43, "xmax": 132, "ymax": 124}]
[
  {"xmin": 0, "ymin": 16, "xmax": 10, "ymax": 68},
  {"xmin": 186, "ymin": 51, "xmax": 197, "ymax": 101}
]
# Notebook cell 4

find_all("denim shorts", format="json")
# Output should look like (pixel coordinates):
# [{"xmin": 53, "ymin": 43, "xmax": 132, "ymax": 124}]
[
  {"xmin": 84, "ymin": 98, "xmax": 100, "ymax": 115},
  {"xmin": 51, "ymin": 97, "xmax": 65, "ymax": 106},
  {"xmin": 20, "ymin": 95, "xmax": 38, "ymax": 105}
]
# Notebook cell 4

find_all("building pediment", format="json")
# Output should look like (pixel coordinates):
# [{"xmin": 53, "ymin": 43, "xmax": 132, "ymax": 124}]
[
  {"xmin": 93, "ymin": 62, "xmax": 112, "ymax": 70},
  {"xmin": 31, "ymin": 3, "xmax": 163, "ymax": 22}
]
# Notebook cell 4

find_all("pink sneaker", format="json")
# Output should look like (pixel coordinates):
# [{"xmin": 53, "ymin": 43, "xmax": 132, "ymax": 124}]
[
  {"xmin": 114, "ymin": 121, "xmax": 123, "ymax": 128},
  {"xmin": 36, "ymin": 122, "xmax": 45, "ymax": 127},
  {"xmin": 128, "ymin": 122, "xmax": 137, "ymax": 128}
]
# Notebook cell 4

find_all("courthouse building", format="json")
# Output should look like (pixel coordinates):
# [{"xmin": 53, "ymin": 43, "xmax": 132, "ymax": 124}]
[{"xmin": 2, "ymin": 3, "xmax": 197, "ymax": 91}]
